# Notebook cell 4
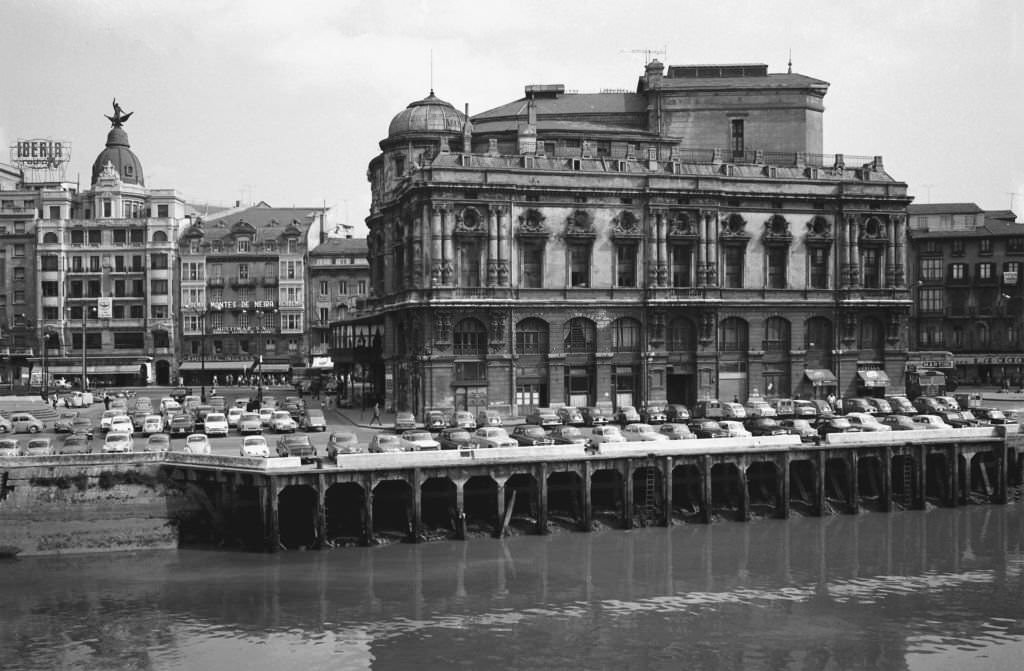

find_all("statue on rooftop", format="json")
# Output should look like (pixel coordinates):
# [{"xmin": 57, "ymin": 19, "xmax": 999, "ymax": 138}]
[{"xmin": 105, "ymin": 98, "xmax": 133, "ymax": 128}]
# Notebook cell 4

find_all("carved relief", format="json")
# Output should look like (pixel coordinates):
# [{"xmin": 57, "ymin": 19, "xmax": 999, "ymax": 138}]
[
  {"xmin": 434, "ymin": 311, "xmax": 452, "ymax": 351},
  {"xmin": 858, "ymin": 215, "xmax": 886, "ymax": 241},
  {"xmin": 805, "ymin": 215, "xmax": 833, "ymax": 241},
  {"xmin": 719, "ymin": 213, "xmax": 749, "ymax": 239},
  {"xmin": 762, "ymin": 214, "xmax": 793, "ymax": 244},
  {"xmin": 699, "ymin": 311, "xmax": 715, "ymax": 345},
  {"xmin": 455, "ymin": 206, "xmax": 485, "ymax": 235},
  {"xmin": 611, "ymin": 210, "xmax": 641, "ymax": 238},
  {"xmin": 650, "ymin": 311, "xmax": 665, "ymax": 344},
  {"xmin": 564, "ymin": 209, "xmax": 595, "ymax": 237},
  {"xmin": 488, "ymin": 311, "xmax": 506, "ymax": 352},
  {"xmin": 517, "ymin": 208, "xmax": 549, "ymax": 237},
  {"xmin": 667, "ymin": 210, "xmax": 698, "ymax": 238}
]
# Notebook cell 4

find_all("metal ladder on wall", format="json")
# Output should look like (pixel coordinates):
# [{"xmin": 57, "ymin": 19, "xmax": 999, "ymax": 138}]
[
  {"xmin": 640, "ymin": 458, "xmax": 658, "ymax": 524},
  {"xmin": 902, "ymin": 457, "xmax": 914, "ymax": 507}
]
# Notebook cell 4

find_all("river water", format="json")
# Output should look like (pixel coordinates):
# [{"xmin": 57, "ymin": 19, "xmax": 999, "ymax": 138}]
[{"xmin": 2, "ymin": 505, "xmax": 1023, "ymax": 670}]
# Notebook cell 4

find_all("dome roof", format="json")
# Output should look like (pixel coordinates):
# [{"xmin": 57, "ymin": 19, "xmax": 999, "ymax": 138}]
[
  {"xmin": 387, "ymin": 91, "xmax": 466, "ymax": 139},
  {"xmin": 91, "ymin": 126, "xmax": 144, "ymax": 187}
]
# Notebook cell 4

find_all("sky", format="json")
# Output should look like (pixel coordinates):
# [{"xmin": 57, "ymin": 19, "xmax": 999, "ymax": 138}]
[{"xmin": 1, "ymin": 0, "xmax": 1022, "ymax": 235}]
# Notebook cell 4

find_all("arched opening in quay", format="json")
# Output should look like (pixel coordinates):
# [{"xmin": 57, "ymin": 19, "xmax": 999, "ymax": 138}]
[
  {"xmin": 464, "ymin": 476, "xmax": 498, "ymax": 533},
  {"xmin": 925, "ymin": 453, "xmax": 949, "ymax": 503},
  {"xmin": 891, "ymin": 455, "xmax": 917, "ymax": 506},
  {"xmin": 590, "ymin": 469, "xmax": 624, "ymax": 522},
  {"xmin": 373, "ymin": 479, "xmax": 414, "ymax": 539},
  {"xmin": 504, "ymin": 473, "xmax": 538, "ymax": 527},
  {"xmin": 421, "ymin": 477, "xmax": 457, "ymax": 534},
  {"xmin": 789, "ymin": 459, "xmax": 816, "ymax": 509},
  {"xmin": 547, "ymin": 471, "xmax": 583, "ymax": 524},
  {"xmin": 325, "ymin": 482, "xmax": 365, "ymax": 543},
  {"xmin": 278, "ymin": 485, "xmax": 318, "ymax": 549},
  {"xmin": 671, "ymin": 463, "xmax": 702, "ymax": 516},
  {"xmin": 630, "ymin": 465, "xmax": 662, "ymax": 523},
  {"xmin": 231, "ymin": 485, "xmax": 263, "ymax": 550},
  {"xmin": 710, "ymin": 463, "xmax": 742, "ymax": 516},
  {"xmin": 857, "ymin": 456, "xmax": 884, "ymax": 506},
  {"xmin": 746, "ymin": 462, "xmax": 778, "ymax": 510},
  {"xmin": 825, "ymin": 458, "xmax": 851, "ymax": 510},
  {"xmin": 969, "ymin": 452, "xmax": 998, "ymax": 501}
]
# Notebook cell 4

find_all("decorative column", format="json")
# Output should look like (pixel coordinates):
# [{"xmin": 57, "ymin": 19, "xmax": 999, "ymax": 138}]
[
  {"xmin": 441, "ymin": 205, "xmax": 454, "ymax": 285},
  {"xmin": 496, "ymin": 206, "xmax": 510, "ymax": 285},
  {"xmin": 705, "ymin": 210, "xmax": 718, "ymax": 286},
  {"xmin": 696, "ymin": 210, "xmax": 707, "ymax": 286},
  {"xmin": 647, "ymin": 211, "xmax": 659, "ymax": 286},
  {"xmin": 430, "ymin": 205, "xmax": 443, "ymax": 286},
  {"xmin": 894, "ymin": 214, "xmax": 906, "ymax": 286},
  {"xmin": 885, "ymin": 216, "xmax": 896, "ymax": 287},
  {"xmin": 487, "ymin": 206, "xmax": 499, "ymax": 286},
  {"xmin": 657, "ymin": 211, "xmax": 669, "ymax": 286}
]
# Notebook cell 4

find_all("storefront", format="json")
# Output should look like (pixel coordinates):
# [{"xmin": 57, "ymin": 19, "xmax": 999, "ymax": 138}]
[
  {"xmin": 855, "ymin": 368, "xmax": 890, "ymax": 397},
  {"xmin": 801, "ymin": 368, "xmax": 837, "ymax": 400}
]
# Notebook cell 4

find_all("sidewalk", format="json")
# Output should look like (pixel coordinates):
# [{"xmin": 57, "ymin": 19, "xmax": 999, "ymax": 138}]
[
  {"xmin": 956, "ymin": 385, "xmax": 1024, "ymax": 403},
  {"xmin": 315, "ymin": 399, "xmax": 394, "ymax": 430}
]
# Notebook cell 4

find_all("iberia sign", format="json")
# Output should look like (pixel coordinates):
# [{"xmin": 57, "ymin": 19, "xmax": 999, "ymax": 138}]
[{"xmin": 10, "ymin": 139, "xmax": 71, "ymax": 169}]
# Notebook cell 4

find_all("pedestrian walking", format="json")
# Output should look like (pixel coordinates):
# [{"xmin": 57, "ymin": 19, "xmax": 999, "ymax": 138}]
[
  {"xmin": 103, "ymin": 393, "xmax": 111, "ymax": 410},
  {"xmin": 370, "ymin": 401, "xmax": 382, "ymax": 426}
]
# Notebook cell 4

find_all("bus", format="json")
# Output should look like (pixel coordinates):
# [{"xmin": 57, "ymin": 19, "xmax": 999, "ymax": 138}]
[{"xmin": 904, "ymin": 351, "xmax": 956, "ymax": 400}]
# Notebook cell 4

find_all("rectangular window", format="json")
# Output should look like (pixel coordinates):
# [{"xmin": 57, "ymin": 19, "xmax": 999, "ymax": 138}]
[
  {"xmin": 41, "ymin": 255, "xmax": 59, "ymax": 271},
  {"xmin": 238, "ymin": 239, "xmax": 250, "ymax": 253},
  {"xmin": 918, "ymin": 287, "xmax": 944, "ymax": 314},
  {"xmin": 671, "ymin": 245, "xmax": 692, "ymax": 287},
  {"xmin": 41, "ymin": 281, "xmax": 59, "ymax": 297},
  {"xmin": 978, "ymin": 263, "xmax": 994, "ymax": 280},
  {"xmin": 157, "ymin": 204, "xmax": 169, "ymax": 218},
  {"xmin": 130, "ymin": 305, "xmax": 144, "ymax": 319},
  {"xmin": 238, "ymin": 263, "xmax": 249, "ymax": 280},
  {"xmin": 730, "ymin": 119, "xmax": 744, "ymax": 158},
  {"xmin": 319, "ymin": 281, "xmax": 329, "ymax": 296},
  {"xmin": 113, "ymin": 229, "xmax": 127, "ymax": 245},
  {"xmin": 950, "ymin": 263, "xmax": 966, "ymax": 281},
  {"xmin": 951, "ymin": 239, "xmax": 965, "ymax": 256},
  {"xmin": 129, "ymin": 229, "xmax": 144, "ymax": 244},
  {"xmin": 980, "ymin": 238, "xmax": 992, "ymax": 254},
  {"xmin": 318, "ymin": 307, "xmax": 329, "ymax": 322},
  {"xmin": 862, "ymin": 248, "xmax": 881, "ymax": 288},
  {"xmin": 724, "ymin": 245, "xmax": 744, "ymax": 288},
  {"xmin": 71, "ymin": 230, "xmax": 84, "ymax": 245},
  {"xmin": 13, "ymin": 244, "xmax": 24, "ymax": 257},
  {"xmin": 767, "ymin": 246, "xmax": 787, "ymax": 288},
  {"xmin": 920, "ymin": 258, "xmax": 943, "ymax": 281},
  {"xmin": 150, "ymin": 279, "xmax": 168, "ymax": 295},
  {"xmin": 87, "ymin": 280, "xmax": 101, "ymax": 297},
  {"xmin": 522, "ymin": 244, "xmax": 544, "ymax": 288},
  {"xmin": 569, "ymin": 244, "xmax": 590, "ymax": 288},
  {"xmin": 48, "ymin": 206, "xmax": 60, "ymax": 219},
  {"xmin": 458, "ymin": 241, "xmax": 482, "ymax": 287},
  {"xmin": 615, "ymin": 244, "xmax": 637, "ymax": 287},
  {"xmin": 88, "ymin": 230, "xmax": 101, "ymax": 245},
  {"xmin": 151, "ymin": 305, "xmax": 168, "ymax": 319},
  {"xmin": 113, "ymin": 304, "xmax": 125, "ymax": 319},
  {"xmin": 115, "ymin": 255, "xmax": 125, "ymax": 272},
  {"xmin": 71, "ymin": 256, "xmax": 84, "ymax": 272},
  {"xmin": 103, "ymin": 200, "xmax": 112, "ymax": 217},
  {"xmin": 339, "ymin": 280, "xmax": 348, "ymax": 294},
  {"xmin": 357, "ymin": 280, "xmax": 366, "ymax": 294},
  {"xmin": 114, "ymin": 279, "xmax": 126, "ymax": 297}
]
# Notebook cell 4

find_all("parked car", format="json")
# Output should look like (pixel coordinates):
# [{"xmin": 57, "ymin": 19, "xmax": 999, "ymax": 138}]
[
  {"xmin": 53, "ymin": 411, "xmax": 80, "ymax": 433},
  {"xmin": 201, "ymin": 412, "xmax": 228, "ymax": 437},
  {"xmin": 70, "ymin": 418, "xmax": 94, "ymax": 439},
  {"xmin": 170, "ymin": 386, "xmax": 192, "ymax": 404},
  {"xmin": 130, "ymin": 410, "xmax": 150, "ymax": 431},
  {"xmin": 0, "ymin": 415, "xmax": 13, "ymax": 433},
  {"xmin": 792, "ymin": 400, "xmax": 820, "ymax": 418},
  {"xmin": 770, "ymin": 399, "xmax": 797, "ymax": 418},
  {"xmin": 664, "ymin": 404, "xmax": 691, "ymax": 423},
  {"xmin": 588, "ymin": 425, "xmax": 627, "ymax": 445},
  {"xmin": 658, "ymin": 422, "xmax": 696, "ymax": 440},
  {"xmin": 448, "ymin": 410, "xmax": 476, "ymax": 430},
  {"xmin": 100, "ymin": 410, "xmax": 124, "ymax": 433},
  {"xmin": 718, "ymin": 420, "xmax": 752, "ymax": 438},
  {"xmin": 743, "ymin": 398, "xmax": 776, "ymax": 418},
  {"xmin": 880, "ymin": 415, "xmax": 918, "ymax": 431},
  {"xmin": 693, "ymin": 399, "xmax": 726, "ymax": 419},
  {"xmin": 844, "ymin": 412, "xmax": 892, "ymax": 432},
  {"xmin": 639, "ymin": 404, "xmax": 667, "ymax": 424},
  {"xmin": 809, "ymin": 399, "xmax": 836, "ymax": 419},
  {"xmin": 168, "ymin": 414, "xmax": 195, "ymax": 438},
  {"xmin": 227, "ymin": 407, "xmax": 245, "ymax": 428},
  {"xmin": 469, "ymin": 427, "xmax": 517, "ymax": 449},
  {"xmin": 240, "ymin": 435, "xmax": 271, "ymax": 458},
  {"xmin": 548, "ymin": 425, "xmax": 589, "ymax": 445},
  {"xmin": 261, "ymin": 396, "xmax": 278, "ymax": 409},
  {"xmin": 399, "ymin": 430, "xmax": 441, "ymax": 451},
  {"xmin": 302, "ymin": 409, "xmax": 327, "ymax": 432},
  {"xmin": 511, "ymin": 424, "xmax": 555, "ymax": 446},
  {"xmin": 940, "ymin": 409, "xmax": 983, "ymax": 428},
  {"xmin": 108, "ymin": 416, "xmax": 135, "ymax": 435},
  {"xmin": 865, "ymin": 397, "xmax": 893, "ymax": 415},
  {"xmin": 0, "ymin": 438, "xmax": 20, "ymax": 456},
  {"xmin": 973, "ymin": 407, "xmax": 1009, "ymax": 425},
  {"xmin": 58, "ymin": 434, "xmax": 92, "ymax": 455},
  {"xmin": 580, "ymin": 407, "xmax": 610, "ymax": 426},
  {"xmin": 842, "ymin": 397, "xmax": 877, "ymax": 414},
  {"xmin": 270, "ymin": 410, "xmax": 297, "ymax": 434},
  {"xmin": 911, "ymin": 414, "xmax": 953, "ymax": 430},
  {"xmin": 425, "ymin": 410, "xmax": 448, "ymax": 432},
  {"xmin": 102, "ymin": 432, "xmax": 133, "ymax": 453},
  {"xmin": 183, "ymin": 433, "xmax": 212, "ymax": 455},
  {"xmin": 817, "ymin": 417, "xmax": 862, "ymax": 437},
  {"xmin": 368, "ymin": 433, "xmax": 404, "ymax": 453},
  {"xmin": 913, "ymin": 396, "xmax": 946, "ymax": 415},
  {"xmin": 160, "ymin": 398, "xmax": 181, "ymax": 415},
  {"xmin": 258, "ymin": 407, "xmax": 275, "ymax": 428},
  {"xmin": 778, "ymin": 418, "xmax": 819, "ymax": 442},
  {"xmin": 721, "ymin": 403, "xmax": 747, "ymax": 420},
  {"xmin": 438, "ymin": 428, "xmax": 474, "ymax": 450},
  {"xmin": 744, "ymin": 417, "xmax": 789, "ymax": 436},
  {"xmin": 688, "ymin": 419, "xmax": 727, "ymax": 439},
  {"xmin": 282, "ymin": 401, "xmax": 304, "ymax": 422},
  {"xmin": 525, "ymin": 408, "xmax": 561, "ymax": 427},
  {"xmin": 193, "ymin": 405, "xmax": 214, "ymax": 430},
  {"xmin": 141, "ymin": 414, "xmax": 164, "ymax": 436},
  {"xmin": 556, "ymin": 406, "xmax": 584, "ymax": 426},
  {"xmin": 475, "ymin": 409, "xmax": 503, "ymax": 428},
  {"xmin": 885, "ymin": 395, "xmax": 917, "ymax": 415},
  {"xmin": 394, "ymin": 412, "xmax": 419, "ymax": 432},
  {"xmin": 22, "ymin": 437, "xmax": 54, "ymax": 456},
  {"xmin": 621, "ymin": 423, "xmax": 669, "ymax": 441},
  {"xmin": 146, "ymin": 433, "xmax": 170, "ymax": 451},
  {"xmin": 276, "ymin": 434, "xmax": 316, "ymax": 460},
  {"xmin": 614, "ymin": 405, "xmax": 641, "ymax": 426},
  {"xmin": 238, "ymin": 412, "xmax": 263, "ymax": 435},
  {"xmin": 326, "ymin": 432, "xmax": 362, "ymax": 457}
]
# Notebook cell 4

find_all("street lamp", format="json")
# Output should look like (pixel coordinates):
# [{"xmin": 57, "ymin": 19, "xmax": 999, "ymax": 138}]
[
  {"xmin": 252, "ymin": 307, "xmax": 278, "ymax": 406},
  {"xmin": 66, "ymin": 303, "xmax": 97, "ymax": 391},
  {"xmin": 185, "ymin": 306, "xmax": 210, "ymax": 402}
]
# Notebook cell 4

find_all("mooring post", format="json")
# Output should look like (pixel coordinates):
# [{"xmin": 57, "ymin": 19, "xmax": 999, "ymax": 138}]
[
  {"xmin": 315, "ymin": 473, "xmax": 327, "ymax": 548},
  {"xmin": 776, "ymin": 454, "xmax": 790, "ymax": 519},
  {"xmin": 700, "ymin": 455, "xmax": 713, "ymax": 524},
  {"xmin": 814, "ymin": 451, "xmax": 826, "ymax": 516},
  {"xmin": 623, "ymin": 460, "xmax": 635, "ymax": 529},
  {"xmin": 913, "ymin": 444, "xmax": 926, "ymax": 510},
  {"xmin": 410, "ymin": 468, "xmax": 423, "ymax": 542},
  {"xmin": 847, "ymin": 450, "xmax": 859, "ymax": 514},
  {"xmin": 581, "ymin": 460, "xmax": 592, "ymax": 531},
  {"xmin": 737, "ymin": 460, "xmax": 750, "ymax": 522},
  {"xmin": 947, "ymin": 445, "xmax": 960, "ymax": 507},
  {"xmin": 993, "ymin": 442, "xmax": 1008, "ymax": 504},
  {"xmin": 662, "ymin": 456, "xmax": 673, "ymax": 527},
  {"xmin": 454, "ymin": 479, "xmax": 467, "ymax": 540},
  {"xmin": 536, "ymin": 462, "xmax": 549, "ymax": 534},
  {"xmin": 267, "ymin": 483, "xmax": 281, "ymax": 552},
  {"xmin": 362, "ymin": 477, "xmax": 375, "ymax": 545},
  {"xmin": 880, "ymin": 445, "xmax": 893, "ymax": 512},
  {"xmin": 494, "ymin": 479, "xmax": 506, "ymax": 537}
]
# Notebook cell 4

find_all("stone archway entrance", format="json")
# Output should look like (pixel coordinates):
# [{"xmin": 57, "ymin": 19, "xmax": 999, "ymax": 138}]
[{"xmin": 155, "ymin": 359, "xmax": 171, "ymax": 385}]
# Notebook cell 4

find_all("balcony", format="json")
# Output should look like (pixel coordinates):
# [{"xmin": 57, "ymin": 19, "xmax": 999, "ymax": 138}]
[
  {"xmin": 262, "ymin": 276, "xmax": 279, "ymax": 286},
  {"xmin": 208, "ymin": 276, "xmax": 225, "ymax": 288},
  {"xmin": 230, "ymin": 276, "xmax": 254, "ymax": 288}
]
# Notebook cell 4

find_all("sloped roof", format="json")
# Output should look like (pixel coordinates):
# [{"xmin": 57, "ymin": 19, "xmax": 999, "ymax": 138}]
[
  {"xmin": 310, "ymin": 237, "xmax": 367, "ymax": 256},
  {"xmin": 657, "ymin": 72, "xmax": 828, "ymax": 92},
  {"xmin": 192, "ymin": 203, "xmax": 324, "ymax": 243},
  {"xmin": 907, "ymin": 203, "xmax": 985, "ymax": 215}
]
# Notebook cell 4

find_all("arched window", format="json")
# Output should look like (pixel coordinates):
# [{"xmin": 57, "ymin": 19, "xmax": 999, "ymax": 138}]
[
  {"xmin": 515, "ymin": 318, "xmax": 549, "ymax": 355},
  {"xmin": 764, "ymin": 317, "xmax": 791, "ymax": 351},
  {"xmin": 804, "ymin": 317, "xmax": 833, "ymax": 351},
  {"xmin": 973, "ymin": 322, "xmax": 989, "ymax": 349},
  {"xmin": 43, "ymin": 232, "xmax": 59, "ymax": 244},
  {"xmin": 611, "ymin": 317, "xmax": 642, "ymax": 352},
  {"xmin": 719, "ymin": 317, "xmax": 749, "ymax": 352},
  {"xmin": 563, "ymin": 317, "xmax": 596, "ymax": 354},
  {"xmin": 453, "ymin": 318, "xmax": 487, "ymax": 355},
  {"xmin": 152, "ymin": 231, "xmax": 168, "ymax": 243},
  {"xmin": 667, "ymin": 317, "xmax": 695, "ymax": 352}
]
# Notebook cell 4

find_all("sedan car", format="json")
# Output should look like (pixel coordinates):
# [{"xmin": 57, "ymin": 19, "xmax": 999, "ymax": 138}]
[
  {"xmin": 587, "ymin": 425, "xmax": 627, "ymax": 445},
  {"xmin": 468, "ymin": 427, "xmax": 517, "ymax": 449},
  {"xmin": 718, "ymin": 420, "xmax": 753, "ymax": 438},
  {"xmin": 743, "ymin": 399, "xmax": 776, "ymax": 418},
  {"xmin": 237, "ymin": 412, "xmax": 263, "ymax": 435},
  {"xmin": 10, "ymin": 413, "xmax": 45, "ymax": 434},
  {"xmin": 688, "ymin": 419, "xmax": 727, "ymax": 439},
  {"xmin": 258, "ymin": 407, "xmax": 275, "ymax": 428},
  {"xmin": 0, "ymin": 438, "xmax": 20, "ymax": 456},
  {"xmin": 240, "ymin": 435, "xmax": 271, "ymax": 458},
  {"xmin": 778, "ymin": 418, "xmax": 819, "ymax": 442},
  {"xmin": 270, "ymin": 410, "xmax": 297, "ymax": 434},
  {"xmin": 792, "ymin": 400, "xmax": 820, "ymax": 418},
  {"xmin": 973, "ymin": 407, "xmax": 1009, "ymax": 425},
  {"xmin": 425, "ymin": 410, "xmax": 448, "ymax": 432},
  {"xmin": 817, "ymin": 417, "xmax": 862, "ymax": 437},
  {"xmin": 0, "ymin": 415, "xmax": 13, "ymax": 433},
  {"xmin": 276, "ymin": 434, "xmax": 316, "ymax": 460},
  {"xmin": 102, "ymin": 432, "xmax": 133, "ymax": 453},
  {"xmin": 880, "ymin": 414, "xmax": 918, "ymax": 431},
  {"xmin": 621, "ymin": 423, "xmax": 669, "ymax": 441},
  {"xmin": 168, "ymin": 414, "xmax": 195, "ymax": 438},
  {"xmin": 183, "ymin": 433, "xmax": 212, "ymax": 455},
  {"xmin": 658, "ymin": 422, "xmax": 696, "ymax": 440},
  {"xmin": 721, "ymin": 403, "xmax": 748, "ymax": 420},
  {"xmin": 548, "ymin": 425, "xmax": 589, "ymax": 445},
  {"xmin": 70, "ymin": 417, "xmax": 95, "ymax": 439},
  {"xmin": 844, "ymin": 412, "xmax": 892, "ymax": 432},
  {"xmin": 439, "ymin": 428, "xmax": 474, "ymax": 450},
  {"xmin": 639, "ymin": 405, "xmax": 667, "ymax": 425},
  {"xmin": 100, "ymin": 409, "xmax": 124, "ymax": 433},
  {"xmin": 22, "ymin": 437, "xmax": 54, "ymax": 456},
  {"xmin": 511, "ymin": 425, "xmax": 555, "ymax": 446},
  {"xmin": 525, "ymin": 408, "xmax": 562, "ymax": 427},
  {"xmin": 368, "ymin": 433, "xmax": 404, "ymax": 453},
  {"xmin": 394, "ymin": 411, "xmax": 418, "ymax": 432},
  {"xmin": 615, "ymin": 406, "xmax": 641, "ymax": 426},
  {"xmin": 580, "ymin": 407, "xmax": 610, "ymax": 426},
  {"xmin": 108, "ymin": 416, "xmax": 135, "ymax": 435},
  {"xmin": 399, "ymin": 430, "xmax": 441, "ymax": 451},
  {"xmin": 302, "ymin": 409, "xmax": 327, "ymax": 432},
  {"xmin": 53, "ymin": 411, "xmax": 80, "ymax": 433},
  {"xmin": 476, "ymin": 409, "xmax": 504, "ymax": 428},
  {"xmin": 227, "ymin": 407, "xmax": 245, "ymax": 428},
  {"xmin": 556, "ymin": 406, "xmax": 584, "ymax": 426},
  {"xmin": 146, "ymin": 433, "xmax": 171, "ymax": 451},
  {"xmin": 58, "ymin": 433, "xmax": 92, "ymax": 455},
  {"xmin": 665, "ymin": 404, "xmax": 691, "ymax": 422},
  {"xmin": 141, "ymin": 414, "xmax": 164, "ymax": 436},
  {"xmin": 744, "ymin": 417, "xmax": 789, "ymax": 437},
  {"xmin": 911, "ymin": 414, "xmax": 952, "ymax": 430},
  {"xmin": 326, "ymin": 432, "xmax": 362, "ymax": 458}
]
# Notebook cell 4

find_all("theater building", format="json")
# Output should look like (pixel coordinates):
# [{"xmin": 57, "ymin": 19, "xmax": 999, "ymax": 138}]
[{"xmin": 357, "ymin": 61, "xmax": 913, "ymax": 417}]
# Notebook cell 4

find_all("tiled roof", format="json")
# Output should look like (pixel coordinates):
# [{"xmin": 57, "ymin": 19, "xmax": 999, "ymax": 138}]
[
  {"xmin": 907, "ymin": 203, "xmax": 984, "ymax": 215},
  {"xmin": 190, "ymin": 203, "xmax": 324, "ymax": 243},
  {"xmin": 310, "ymin": 237, "xmax": 367, "ymax": 256},
  {"xmin": 474, "ymin": 92, "xmax": 646, "ymax": 121},
  {"xmin": 657, "ymin": 72, "xmax": 828, "ymax": 91}
]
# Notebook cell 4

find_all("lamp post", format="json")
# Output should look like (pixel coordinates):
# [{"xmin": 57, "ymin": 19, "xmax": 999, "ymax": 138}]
[{"xmin": 253, "ymin": 307, "xmax": 278, "ymax": 406}]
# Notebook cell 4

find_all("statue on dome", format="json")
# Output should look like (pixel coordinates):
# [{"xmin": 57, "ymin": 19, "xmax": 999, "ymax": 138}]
[{"xmin": 105, "ymin": 98, "xmax": 133, "ymax": 128}]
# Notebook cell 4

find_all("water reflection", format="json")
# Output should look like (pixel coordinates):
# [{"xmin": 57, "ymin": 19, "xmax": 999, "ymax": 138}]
[{"xmin": 1, "ymin": 505, "xmax": 1022, "ymax": 670}]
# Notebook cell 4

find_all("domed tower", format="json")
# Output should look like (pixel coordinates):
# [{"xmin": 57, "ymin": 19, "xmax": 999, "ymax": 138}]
[{"xmin": 90, "ymin": 99, "xmax": 144, "ymax": 186}]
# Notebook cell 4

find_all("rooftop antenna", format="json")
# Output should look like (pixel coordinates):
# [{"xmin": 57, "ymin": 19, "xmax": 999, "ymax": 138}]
[
  {"xmin": 788, "ymin": 49, "xmax": 792, "ymax": 74},
  {"xmin": 430, "ymin": 48, "xmax": 434, "ymax": 95},
  {"xmin": 619, "ymin": 47, "xmax": 667, "ymax": 67},
  {"xmin": 920, "ymin": 184, "xmax": 935, "ymax": 203}
]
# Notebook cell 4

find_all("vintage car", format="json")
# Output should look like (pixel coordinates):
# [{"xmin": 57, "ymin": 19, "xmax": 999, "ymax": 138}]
[
  {"xmin": 326, "ymin": 431, "xmax": 362, "ymax": 457},
  {"xmin": 721, "ymin": 403, "xmax": 747, "ymax": 420},
  {"xmin": 525, "ymin": 408, "xmax": 561, "ymax": 427},
  {"xmin": 476, "ymin": 409, "xmax": 504, "ymax": 428},
  {"xmin": 510, "ymin": 425, "xmax": 555, "ymax": 446},
  {"xmin": 817, "ymin": 417, "xmax": 862, "ymax": 437},
  {"xmin": 580, "ymin": 407, "xmax": 610, "ymax": 426},
  {"xmin": 0, "ymin": 415, "xmax": 13, "ymax": 433},
  {"xmin": 240, "ymin": 435, "xmax": 271, "ymax": 458},
  {"xmin": 270, "ymin": 410, "xmax": 297, "ymax": 434},
  {"xmin": 22, "ymin": 437, "xmax": 55, "ymax": 456},
  {"xmin": 58, "ymin": 433, "xmax": 92, "ymax": 455},
  {"xmin": 141, "ymin": 414, "xmax": 165, "ymax": 436},
  {"xmin": 973, "ymin": 407, "xmax": 1009, "ymax": 425},
  {"xmin": 614, "ymin": 405, "xmax": 642, "ymax": 426},
  {"xmin": 398, "ymin": 431, "xmax": 441, "ymax": 451},
  {"xmin": 885, "ymin": 395, "xmax": 917, "ymax": 415},
  {"xmin": 108, "ymin": 416, "xmax": 135, "ymax": 435},
  {"xmin": 717, "ymin": 420, "xmax": 752, "ymax": 438},
  {"xmin": 439, "ymin": 428, "xmax": 475, "ymax": 450},
  {"xmin": 621, "ymin": 423, "xmax": 669, "ymax": 441},
  {"xmin": 792, "ymin": 400, "xmax": 821, "ymax": 418},
  {"xmin": 639, "ymin": 405, "xmax": 667, "ymax": 424},
  {"xmin": 258, "ymin": 407, "xmax": 276, "ymax": 427},
  {"xmin": 0, "ymin": 437, "xmax": 20, "ymax": 456},
  {"xmin": 146, "ymin": 433, "xmax": 171, "ymax": 451},
  {"xmin": 744, "ymin": 417, "xmax": 789, "ymax": 436},
  {"xmin": 183, "ymin": 433, "xmax": 212, "ymax": 455},
  {"xmin": 658, "ymin": 422, "xmax": 696, "ymax": 440},
  {"xmin": 238, "ymin": 412, "xmax": 263, "ymax": 435},
  {"xmin": 227, "ymin": 407, "xmax": 245, "ymax": 428},
  {"xmin": 168, "ymin": 414, "xmax": 195, "ymax": 438},
  {"xmin": 53, "ymin": 411, "xmax": 80, "ymax": 433},
  {"xmin": 547, "ymin": 425, "xmax": 589, "ymax": 445},
  {"xmin": 394, "ymin": 412, "xmax": 418, "ymax": 432},
  {"xmin": 556, "ymin": 406, "xmax": 584, "ymax": 426},
  {"xmin": 880, "ymin": 415, "xmax": 918, "ymax": 431},
  {"xmin": 468, "ymin": 427, "xmax": 517, "ymax": 449},
  {"xmin": 276, "ymin": 434, "xmax": 316, "ymax": 460},
  {"xmin": 743, "ymin": 398, "xmax": 776, "ymax": 418},
  {"xmin": 866, "ymin": 397, "xmax": 893, "ymax": 415},
  {"xmin": 910, "ymin": 414, "xmax": 953, "ymax": 430},
  {"xmin": 448, "ymin": 410, "xmax": 476, "ymax": 430},
  {"xmin": 664, "ymin": 404, "xmax": 691, "ymax": 422},
  {"xmin": 687, "ymin": 419, "xmax": 727, "ymax": 439},
  {"xmin": 777, "ymin": 418, "xmax": 819, "ymax": 442},
  {"xmin": 425, "ymin": 410, "xmax": 448, "ymax": 432},
  {"xmin": 587, "ymin": 425, "xmax": 627, "ymax": 445},
  {"xmin": 368, "ymin": 434, "xmax": 404, "ymax": 453},
  {"xmin": 102, "ymin": 432, "xmax": 133, "ymax": 453},
  {"xmin": 844, "ymin": 412, "xmax": 892, "ymax": 432},
  {"xmin": 301, "ymin": 409, "xmax": 327, "ymax": 432}
]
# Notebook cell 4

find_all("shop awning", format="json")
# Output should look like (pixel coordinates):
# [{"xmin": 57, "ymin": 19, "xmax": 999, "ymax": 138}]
[
  {"xmin": 47, "ymin": 364, "xmax": 140, "ymax": 375},
  {"xmin": 178, "ymin": 361, "xmax": 251, "ymax": 371},
  {"xmin": 857, "ymin": 369, "xmax": 891, "ymax": 388},
  {"xmin": 803, "ymin": 369, "xmax": 837, "ymax": 386},
  {"xmin": 260, "ymin": 363, "xmax": 291, "ymax": 373}
]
